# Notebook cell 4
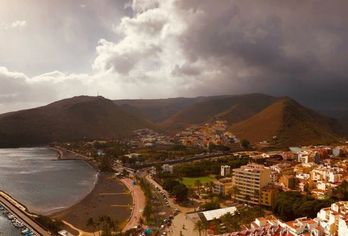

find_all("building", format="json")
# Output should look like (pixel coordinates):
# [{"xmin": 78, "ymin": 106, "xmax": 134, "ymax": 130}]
[
  {"xmin": 232, "ymin": 164, "xmax": 271, "ymax": 205},
  {"xmin": 212, "ymin": 201, "xmax": 348, "ymax": 236},
  {"xmin": 161, "ymin": 164, "xmax": 174, "ymax": 174},
  {"xmin": 316, "ymin": 201, "xmax": 348, "ymax": 236},
  {"xmin": 260, "ymin": 184, "xmax": 280, "ymax": 207},
  {"xmin": 339, "ymin": 216, "xmax": 348, "ymax": 236},
  {"xmin": 220, "ymin": 165, "xmax": 231, "ymax": 177},
  {"xmin": 212, "ymin": 178, "xmax": 233, "ymax": 196},
  {"xmin": 198, "ymin": 206, "xmax": 237, "ymax": 222}
]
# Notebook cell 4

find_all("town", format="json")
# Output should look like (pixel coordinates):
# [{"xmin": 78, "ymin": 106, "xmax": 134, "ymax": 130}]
[
  {"xmin": 52, "ymin": 120, "xmax": 348, "ymax": 236},
  {"xmin": 1, "ymin": 1, "xmax": 348, "ymax": 235}
]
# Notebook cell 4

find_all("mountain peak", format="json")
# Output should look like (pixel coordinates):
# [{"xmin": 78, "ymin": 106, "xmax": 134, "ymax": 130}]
[
  {"xmin": 231, "ymin": 97, "xmax": 341, "ymax": 147},
  {"xmin": 0, "ymin": 96, "xmax": 153, "ymax": 147}
]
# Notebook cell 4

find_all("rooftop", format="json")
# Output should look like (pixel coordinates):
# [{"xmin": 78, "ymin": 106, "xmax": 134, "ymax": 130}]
[{"xmin": 200, "ymin": 206, "xmax": 237, "ymax": 221}]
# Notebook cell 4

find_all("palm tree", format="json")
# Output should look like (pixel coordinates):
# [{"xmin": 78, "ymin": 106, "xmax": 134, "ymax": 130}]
[
  {"xmin": 97, "ymin": 216, "xmax": 119, "ymax": 236},
  {"xmin": 194, "ymin": 220, "xmax": 204, "ymax": 236},
  {"xmin": 201, "ymin": 220, "xmax": 209, "ymax": 236},
  {"xmin": 86, "ymin": 217, "xmax": 97, "ymax": 236}
]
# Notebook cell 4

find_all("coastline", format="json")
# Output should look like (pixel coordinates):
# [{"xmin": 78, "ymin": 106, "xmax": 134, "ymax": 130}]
[
  {"xmin": 51, "ymin": 146, "xmax": 134, "ymax": 235},
  {"xmin": 50, "ymin": 146, "xmax": 99, "ymax": 170}
]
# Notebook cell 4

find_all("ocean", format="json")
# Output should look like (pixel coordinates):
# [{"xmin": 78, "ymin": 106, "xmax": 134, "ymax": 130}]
[{"xmin": 0, "ymin": 147, "xmax": 98, "ymax": 234}]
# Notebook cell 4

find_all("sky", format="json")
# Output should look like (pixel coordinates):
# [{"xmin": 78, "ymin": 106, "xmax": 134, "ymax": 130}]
[{"xmin": 1, "ymin": 0, "xmax": 348, "ymax": 113}]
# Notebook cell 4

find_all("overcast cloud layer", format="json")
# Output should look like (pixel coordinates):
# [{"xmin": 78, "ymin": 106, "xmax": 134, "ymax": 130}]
[{"xmin": 1, "ymin": 0, "xmax": 348, "ymax": 113}]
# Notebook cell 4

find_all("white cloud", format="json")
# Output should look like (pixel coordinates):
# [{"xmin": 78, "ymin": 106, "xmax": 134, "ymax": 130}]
[
  {"xmin": 2, "ymin": 0, "xmax": 348, "ymax": 113},
  {"xmin": 1, "ymin": 20, "xmax": 26, "ymax": 31}
]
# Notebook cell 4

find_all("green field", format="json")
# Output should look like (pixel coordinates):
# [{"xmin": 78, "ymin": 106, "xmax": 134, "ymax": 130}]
[{"xmin": 181, "ymin": 175, "xmax": 216, "ymax": 188}]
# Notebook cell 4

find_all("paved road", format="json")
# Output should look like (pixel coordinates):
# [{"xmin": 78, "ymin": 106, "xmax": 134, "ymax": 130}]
[
  {"xmin": 121, "ymin": 178, "xmax": 145, "ymax": 232},
  {"xmin": 145, "ymin": 176, "xmax": 200, "ymax": 236},
  {"xmin": 133, "ymin": 153, "xmax": 229, "ymax": 169},
  {"xmin": 0, "ymin": 194, "xmax": 50, "ymax": 236}
]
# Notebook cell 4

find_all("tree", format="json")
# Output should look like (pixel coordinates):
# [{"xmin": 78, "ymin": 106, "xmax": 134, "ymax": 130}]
[
  {"xmin": 272, "ymin": 191, "xmax": 333, "ymax": 221},
  {"xmin": 36, "ymin": 215, "xmax": 63, "ymax": 233},
  {"xmin": 194, "ymin": 179, "xmax": 202, "ymax": 194},
  {"xmin": 331, "ymin": 180, "xmax": 348, "ymax": 200},
  {"xmin": 99, "ymin": 156, "xmax": 114, "ymax": 172},
  {"xmin": 97, "ymin": 216, "xmax": 119, "ymax": 236},
  {"xmin": 194, "ymin": 220, "xmax": 204, "ymax": 236},
  {"xmin": 200, "ymin": 201, "xmax": 220, "ymax": 211},
  {"xmin": 163, "ymin": 179, "xmax": 181, "ymax": 192},
  {"xmin": 219, "ymin": 207, "xmax": 263, "ymax": 232},
  {"xmin": 172, "ymin": 183, "xmax": 189, "ymax": 202},
  {"xmin": 201, "ymin": 220, "xmax": 209, "ymax": 236},
  {"xmin": 86, "ymin": 217, "xmax": 97, "ymax": 236},
  {"xmin": 241, "ymin": 139, "xmax": 251, "ymax": 149}
]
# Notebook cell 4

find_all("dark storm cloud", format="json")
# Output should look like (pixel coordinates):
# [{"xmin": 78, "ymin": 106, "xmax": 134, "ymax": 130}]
[
  {"xmin": 175, "ymin": 0, "xmax": 348, "ymax": 108},
  {"xmin": 1, "ymin": 0, "xmax": 348, "ymax": 112}
]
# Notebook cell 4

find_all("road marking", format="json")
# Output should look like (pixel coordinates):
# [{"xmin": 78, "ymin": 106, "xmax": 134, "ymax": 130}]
[
  {"xmin": 98, "ymin": 192, "xmax": 130, "ymax": 195},
  {"xmin": 110, "ymin": 204, "xmax": 131, "ymax": 207}
]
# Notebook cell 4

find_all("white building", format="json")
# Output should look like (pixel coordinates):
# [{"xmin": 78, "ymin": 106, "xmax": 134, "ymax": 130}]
[
  {"xmin": 338, "ymin": 217, "xmax": 348, "ymax": 236},
  {"xmin": 220, "ymin": 165, "xmax": 231, "ymax": 177},
  {"xmin": 162, "ymin": 164, "xmax": 174, "ymax": 174},
  {"xmin": 199, "ymin": 206, "xmax": 237, "ymax": 222},
  {"xmin": 316, "ymin": 201, "xmax": 348, "ymax": 236}
]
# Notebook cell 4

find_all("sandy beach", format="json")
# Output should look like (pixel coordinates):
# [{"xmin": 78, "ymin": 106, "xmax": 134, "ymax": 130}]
[
  {"xmin": 52, "ymin": 173, "xmax": 132, "ymax": 234},
  {"xmin": 51, "ymin": 147, "xmax": 133, "ymax": 235}
]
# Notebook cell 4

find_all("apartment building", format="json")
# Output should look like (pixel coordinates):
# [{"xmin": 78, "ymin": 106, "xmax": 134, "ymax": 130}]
[
  {"xmin": 212, "ymin": 178, "xmax": 233, "ymax": 196},
  {"xmin": 260, "ymin": 184, "xmax": 280, "ymax": 207},
  {"xmin": 316, "ymin": 201, "xmax": 348, "ymax": 236},
  {"xmin": 232, "ymin": 163, "xmax": 271, "ymax": 205},
  {"xmin": 220, "ymin": 165, "xmax": 231, "ymax": 177}
]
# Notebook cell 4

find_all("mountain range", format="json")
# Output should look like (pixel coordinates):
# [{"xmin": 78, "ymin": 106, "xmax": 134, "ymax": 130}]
[
  {"xmin": 0, "ymin": 94, "xmax": 345, "ymax": 147},
  {"xmin": 0, "ymin": 96, "xmax": 153, "ymax": 147}
]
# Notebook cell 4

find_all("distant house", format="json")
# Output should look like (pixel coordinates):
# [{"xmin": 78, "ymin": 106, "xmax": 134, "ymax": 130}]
[
  {"xmin": 124, "ymin": 153, "xmax": 141, "ymax": 159},
  {"xmin": 162, "ymin": 164, "xmax": 174, "ymax": 174},
  {"xmin": 97, "ymin": 149, "xmax": 105, "ymax": 156}
]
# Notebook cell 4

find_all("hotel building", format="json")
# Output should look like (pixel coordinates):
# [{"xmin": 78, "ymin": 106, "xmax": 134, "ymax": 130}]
[{"xmin": 232, "ymin": 163, "xmax": 271, "ymax": 205}]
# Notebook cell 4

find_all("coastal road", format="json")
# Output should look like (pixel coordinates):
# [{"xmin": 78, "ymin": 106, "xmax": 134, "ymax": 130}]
[
  {"xmin": 121, "ymin": 178, "xmax": 145, "ymax": 232},
  {"xmin": 0, "ymin": 193, "xmax": 50, "ymax": 236}
]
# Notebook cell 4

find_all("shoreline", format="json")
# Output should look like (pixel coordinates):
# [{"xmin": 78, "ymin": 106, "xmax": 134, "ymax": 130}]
[
  {"xmin": 51, "ymin": 146, "xmax": 99, "ymax": 170},
  {"xmin": 51, "ymin": 146, "xmax": 134, "ymax": 235}
]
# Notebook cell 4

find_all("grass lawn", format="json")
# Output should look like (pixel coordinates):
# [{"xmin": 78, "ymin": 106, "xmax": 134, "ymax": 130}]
[{"xmin": 181, "ymin": 175, "xmax": 216, "ymax": 188}]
